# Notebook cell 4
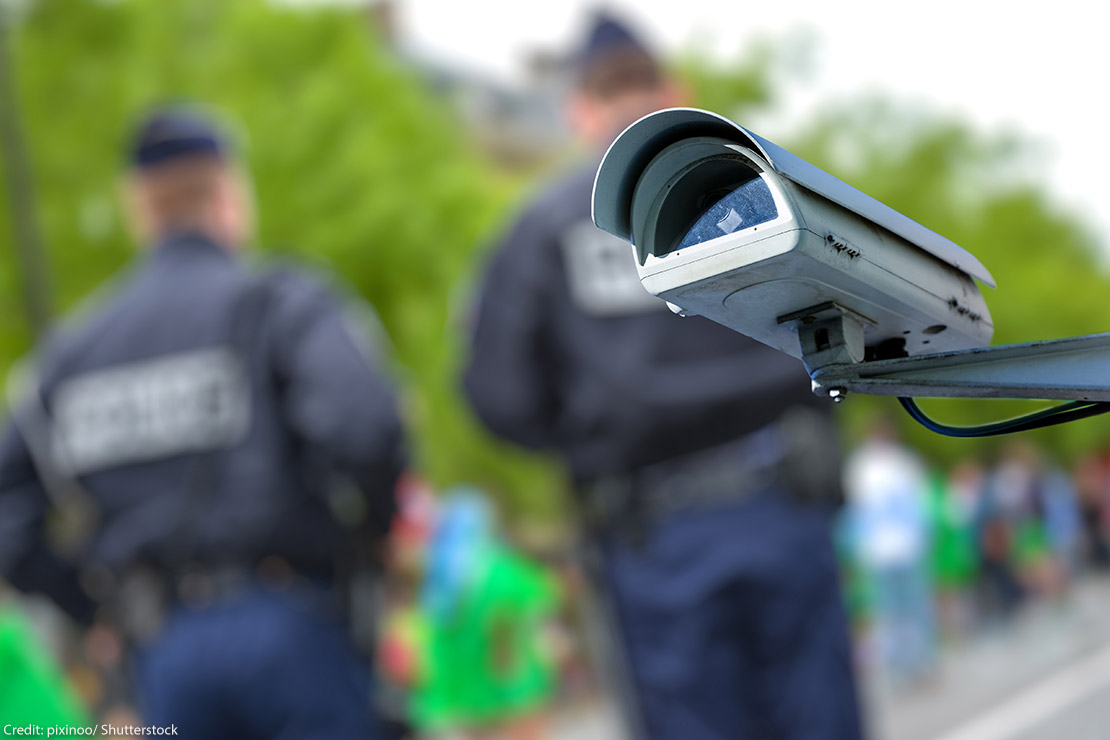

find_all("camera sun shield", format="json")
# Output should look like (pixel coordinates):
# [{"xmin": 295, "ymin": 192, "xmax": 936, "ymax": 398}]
[{"xmin": 593, "ymin": 108, "xmax": 995, "ymax": 365}]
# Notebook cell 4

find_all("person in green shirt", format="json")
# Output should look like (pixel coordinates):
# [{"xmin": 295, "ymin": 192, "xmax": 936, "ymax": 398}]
[
  {"xmin": 927, "ymin": 463, "xmax": 982, "ymax": 638},
  {"xmin": 412, "ymin": 490, "xmax": 560, "ymax": 740},
  {"xmin": 0, "ymin": 599, "xmax": 88, "ymax": 729}
]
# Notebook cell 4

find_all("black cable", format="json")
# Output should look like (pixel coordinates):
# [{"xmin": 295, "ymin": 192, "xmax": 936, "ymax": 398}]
[{"xmin": 897, "ymin": 397, "xmax": 1110, "ymax": 438}]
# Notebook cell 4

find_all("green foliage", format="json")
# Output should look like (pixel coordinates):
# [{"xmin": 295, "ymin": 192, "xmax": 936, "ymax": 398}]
[
  {"xmin": 671, "ymin": 34, "xmax": 781, "ymax": 120},
  {"xmin": 1, "ymin": 0, "xmax": 562, "ymax": 522},
  {"xmin": 785, "ymin": 98, "xmax": 1110, "ymax": 466},
  {"xmin": 8, "ymin": 3, "xmax": 1105, "ymax": 523}
]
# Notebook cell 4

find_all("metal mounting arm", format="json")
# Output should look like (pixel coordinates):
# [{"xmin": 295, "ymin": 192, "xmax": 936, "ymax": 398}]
[{"xmin": 789, "ymin": 307, "xmax": 1110, "ymax": 402}]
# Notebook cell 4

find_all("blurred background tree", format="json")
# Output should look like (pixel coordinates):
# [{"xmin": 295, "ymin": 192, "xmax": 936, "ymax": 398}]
[
  {"xmin": 786, "ymin": 99, "xmax": 1110, "ymax": 465},
  {"xmin": 1, "ymin": 1, "xmax": 1107, "ymax": 528},
  {"xmin": 0, "ymin": 0, "xmax": 568, "ymax": 525}
]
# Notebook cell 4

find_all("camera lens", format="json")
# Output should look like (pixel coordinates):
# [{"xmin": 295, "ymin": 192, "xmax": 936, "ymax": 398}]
[{"xmin": 677, "ymin": 177, "xmax": 778, "ymax": 250}]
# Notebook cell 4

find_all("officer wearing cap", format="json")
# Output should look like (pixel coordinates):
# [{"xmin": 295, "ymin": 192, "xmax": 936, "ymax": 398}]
[
  {"xmin": 0, "ymin": 105, "xmax": 405, "ymax": 738},
  {"xmin": 463, "ymin": 13, "xmax": 865, "ymax": 740}
]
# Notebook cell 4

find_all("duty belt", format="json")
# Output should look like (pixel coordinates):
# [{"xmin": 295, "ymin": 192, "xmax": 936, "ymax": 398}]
[
  {"xmin": 110, "ymin": 558, "xmax": 337, "ymax": 645},
  {"xmin": 579, "ymin": 425, "xmax": 785, "ymax": 541}
]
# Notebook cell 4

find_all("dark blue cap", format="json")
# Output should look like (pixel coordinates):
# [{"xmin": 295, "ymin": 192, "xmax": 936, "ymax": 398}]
[
  {"xmin": 574, "ymin": 12, "xmax": 660, "ymax": 92},
  {"xmin": 129, "ymin": 106, "xmax": 228, "ymax": 169}
]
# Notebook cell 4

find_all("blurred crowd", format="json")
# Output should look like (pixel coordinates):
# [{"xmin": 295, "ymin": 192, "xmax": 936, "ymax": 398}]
[
  {"xmin": 11, "ymin": 433, "xmax": 1110, "ymax": 736},
  {"xmin": 1, "ymin": 477, "xmax": 579, "ymax": 740},
  {"xmin": 839, "ymin": 422, "xmax": 1110, "ymax": 687}
]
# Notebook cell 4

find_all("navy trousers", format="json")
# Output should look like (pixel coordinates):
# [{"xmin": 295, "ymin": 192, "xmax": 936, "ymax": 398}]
[
  {"xmin": 601, "ymin": 488, "xmax": 866, "ymax": 740},
  {"xmin": 135, "ymin": 585, "xmax": 387, "ymax": 740}
]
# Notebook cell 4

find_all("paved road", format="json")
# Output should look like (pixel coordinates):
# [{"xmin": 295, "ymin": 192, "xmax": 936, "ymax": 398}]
[
  {"xmin": 872, "ymin": 577, "xmax": 1110, "ymax": 740},
  {"xmin": 553, "ymin": 577, "xmax": 1110, "ymax": 740}
]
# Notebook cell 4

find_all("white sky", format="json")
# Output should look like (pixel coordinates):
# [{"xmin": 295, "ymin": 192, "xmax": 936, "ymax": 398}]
[{"xmin": 398, "ymin": 0, "xmax": 1110, "ymax": 262}]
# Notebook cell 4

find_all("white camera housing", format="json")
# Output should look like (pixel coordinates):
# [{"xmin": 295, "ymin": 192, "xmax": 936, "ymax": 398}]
[{"xmin": 593, "ymin": 108, "xmax": 995, "ymax": 367}]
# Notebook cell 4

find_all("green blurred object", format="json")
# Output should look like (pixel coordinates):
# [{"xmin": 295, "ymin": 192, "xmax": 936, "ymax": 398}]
[
  {"xmin": 927, "ymin": 472, "xmax": 979, "ymax": 588},
  {"xmin": 0, "ymin": 607, "xmax": 88, "ymax": 727},
  {"xmin": 1014, "ymin": 520, "xmax": 1051, "ymax": 567},
  {"xmin": 412, "ymin": 545, "xmax": 560, "ymax": 732}
]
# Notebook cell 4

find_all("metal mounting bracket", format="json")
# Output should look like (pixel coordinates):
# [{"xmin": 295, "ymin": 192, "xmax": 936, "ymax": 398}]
[{"xmin": 780, "ymin": 304, "xmax": 1110, "ymax": 402}]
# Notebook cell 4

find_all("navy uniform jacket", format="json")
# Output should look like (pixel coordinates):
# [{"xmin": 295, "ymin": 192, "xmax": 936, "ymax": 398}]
[
  {"xmin": 464, "ymin": 164, "xmax": 822, "ymax": 483},
  {"xmin": 0, "ymin": 233, "xmax": 405, "ymax": 623}
]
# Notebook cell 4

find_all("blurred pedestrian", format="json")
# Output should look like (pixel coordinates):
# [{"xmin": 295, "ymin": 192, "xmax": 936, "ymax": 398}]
[
  {"xmin": 843, "ymin": 419, "xmax": 936, "ymax": 684},
  {"xmin": 929, "ymin": 460, "xmax": 983, "ymax": 638},
  {"xmin": 1040, "ymin": 458, "xmax": 1082, "ymax": 592},
  {"xmin": 461, "ymin": 11, "xmax": 864, "ymax": 740},
  {"xmin": 377, "ymin": 475, "xmax": 439, "ymax": 739},
  {"xmin": 1074, "ymin": 451, "xmax": 1110, "ymax": 570},
  {"xmin": 0, "ymin": 590, "xmax": 89, "ymax": 729},
  {"xmin": 976, "ymin": 442, "xmax": 1045, "ymax": 617},
  {"xmin": 0, "ymin": 105, "xmax": 406, "ymax": 738},
  {"xmin": 983, "ymin": 441, "xmax": 1076, "ymax": 604},
  {"xmin": 412, "ymin": 490, "xmax": 561, "ymax": 740}
]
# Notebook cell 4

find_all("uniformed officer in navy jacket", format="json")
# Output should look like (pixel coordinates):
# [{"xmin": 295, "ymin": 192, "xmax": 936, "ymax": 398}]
[
  {"xmin": 0, "ymin": 106, "xmax": 405, "ymax": 739},
  {"xmin": 462, "ymin": 15, "xmax": 865, "ymax": 740}
]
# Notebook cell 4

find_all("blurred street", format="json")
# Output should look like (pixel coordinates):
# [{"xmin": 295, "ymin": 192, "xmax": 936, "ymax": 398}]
[
  {"xmin": 548, "ymin": 576, "xmax": 1110, "ymax": 740},
  {"xmin": 868, "ymin": 576, "xmax": 1110, "ymax": 740}
]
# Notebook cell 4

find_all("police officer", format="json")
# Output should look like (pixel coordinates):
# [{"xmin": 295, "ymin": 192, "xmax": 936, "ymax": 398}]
[
  {"xmin": 0, "ymin": 106, "xmax": 405, "ymax": 738},
  {"xmin": 463, "ymin": 14, "xmax": 865, "ymax": 740}
]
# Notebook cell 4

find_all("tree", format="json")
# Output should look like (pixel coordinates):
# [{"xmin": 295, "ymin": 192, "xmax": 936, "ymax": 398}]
[
  {"xmin": 785, "ymin": 98, "xmax": 1110, "ymax": 463},
  {"xmin": 1, "ymin": 0, "xmax": 563, "ymax": 522}
]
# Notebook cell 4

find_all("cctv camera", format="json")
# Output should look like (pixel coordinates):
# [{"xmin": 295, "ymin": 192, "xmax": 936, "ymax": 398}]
[{"xmin": 592, "ymin": 108, "xmax": 995, "ymax": 371}]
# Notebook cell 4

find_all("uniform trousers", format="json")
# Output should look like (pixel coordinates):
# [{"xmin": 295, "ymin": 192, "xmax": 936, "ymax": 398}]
[
  {"xmin": 599, "ymin": 487, "xmax": 865, "ymax": 740},
  {"xmin": 135, "ymin": 584, "xmax": 387, "ymax": 740}
]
